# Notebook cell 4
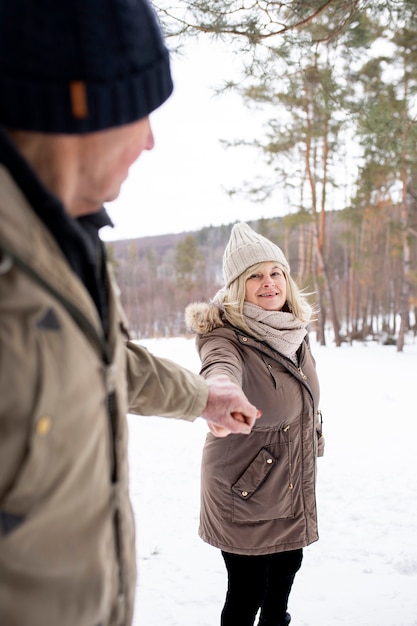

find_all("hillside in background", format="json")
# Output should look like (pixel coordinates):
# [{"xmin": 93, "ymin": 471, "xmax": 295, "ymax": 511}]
[{"xmin": 106, "ymin": 209, "xmax": 417, "ymax": 345}]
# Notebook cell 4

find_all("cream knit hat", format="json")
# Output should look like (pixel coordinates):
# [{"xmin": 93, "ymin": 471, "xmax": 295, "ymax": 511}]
[{"xmin": 223, "ymin": 223, "xmax": 290, "ymax": 287}]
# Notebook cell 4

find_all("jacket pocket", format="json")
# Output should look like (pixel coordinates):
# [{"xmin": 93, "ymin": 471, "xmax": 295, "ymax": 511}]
[
  {"xmin": 232, "ymin": 447, "xmax": 276, "ymax": 500},
  {"xmin": 231, "ymin": 444, "xmax": 294, "ymax": 523}
]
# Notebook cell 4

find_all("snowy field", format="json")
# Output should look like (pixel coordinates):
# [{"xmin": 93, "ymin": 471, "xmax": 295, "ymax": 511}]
[{"xmin": 127, "ymin": 335, "xmax": 417, "ymax": 626}]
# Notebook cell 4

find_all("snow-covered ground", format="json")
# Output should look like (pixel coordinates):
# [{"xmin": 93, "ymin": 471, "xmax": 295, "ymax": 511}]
[{"xmin": 127, "ymin": 335, "xmax": 417, "ymax": 626}]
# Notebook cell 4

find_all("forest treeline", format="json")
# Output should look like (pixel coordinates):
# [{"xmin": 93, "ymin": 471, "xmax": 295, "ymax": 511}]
[
  {"xmin": 106, "ymin": 206, "xmax": 417, "ymax": 348},
  {"xmin": 107, "ymin": 0, "xmax": 417, "ymax": 350}
]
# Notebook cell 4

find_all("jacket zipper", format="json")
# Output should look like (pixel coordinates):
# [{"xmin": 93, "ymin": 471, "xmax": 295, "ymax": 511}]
[{"xmin": 297, "ymin": 366, "xmax": 307, "ymax": 380}]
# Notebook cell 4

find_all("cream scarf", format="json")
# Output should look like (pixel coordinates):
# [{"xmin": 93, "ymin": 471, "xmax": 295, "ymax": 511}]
[{"xmin": 242, "ymin": 302, "xmax": 307, "ymax": 362}]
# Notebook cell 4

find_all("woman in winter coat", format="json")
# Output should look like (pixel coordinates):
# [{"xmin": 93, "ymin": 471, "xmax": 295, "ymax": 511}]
[{"xmin": 186, "ymin": 223, "xmax": 324, "ymax": 626}]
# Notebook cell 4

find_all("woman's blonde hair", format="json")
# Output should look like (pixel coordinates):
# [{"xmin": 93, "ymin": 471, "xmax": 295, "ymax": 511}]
[{"xmin": 219, "ymin": 262, "xmax": 314, "ymax": 335}]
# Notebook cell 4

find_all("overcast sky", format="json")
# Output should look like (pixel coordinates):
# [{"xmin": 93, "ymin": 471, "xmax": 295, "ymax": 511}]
[{"xmin": 102, "ymin": 38, "xmax": 284, "ymax": 241}]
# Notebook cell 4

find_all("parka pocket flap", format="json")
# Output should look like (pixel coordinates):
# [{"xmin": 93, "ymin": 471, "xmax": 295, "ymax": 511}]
[{"xmin": 232, "ymin": 448, "xmax": 276, "ymax": 500}]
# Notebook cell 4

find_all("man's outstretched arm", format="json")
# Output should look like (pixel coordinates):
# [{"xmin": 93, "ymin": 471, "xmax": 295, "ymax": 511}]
[{"xmin": 126, "ymin": 342, "xmax": 261, "ymax": 436}]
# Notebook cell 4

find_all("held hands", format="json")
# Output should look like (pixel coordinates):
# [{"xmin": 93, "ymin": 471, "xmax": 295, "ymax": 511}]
[{"xmin": 201, "ymin": 375, "xmax": 262, "ymax": 438}]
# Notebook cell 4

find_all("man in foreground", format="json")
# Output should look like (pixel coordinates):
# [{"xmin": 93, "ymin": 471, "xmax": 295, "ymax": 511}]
[{"xmin": 0, "ymin": 1, "xmax": 260, "ymax": 624}]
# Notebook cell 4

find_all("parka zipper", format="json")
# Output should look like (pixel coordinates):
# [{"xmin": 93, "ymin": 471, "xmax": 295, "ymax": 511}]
[{"xmin": 297, "ymin": 366, "xmax": 307, "ymax": 380}]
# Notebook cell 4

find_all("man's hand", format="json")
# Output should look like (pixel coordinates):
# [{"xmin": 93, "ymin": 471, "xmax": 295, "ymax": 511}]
[{"xmin": 201, "ymin": 375, "xmax": 262, "ymax": 437}]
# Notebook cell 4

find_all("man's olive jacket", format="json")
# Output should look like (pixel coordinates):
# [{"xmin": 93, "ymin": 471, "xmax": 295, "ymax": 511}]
[{"xmin": 0, "ymin": 164, "xmax": 208, "ymax": 626}]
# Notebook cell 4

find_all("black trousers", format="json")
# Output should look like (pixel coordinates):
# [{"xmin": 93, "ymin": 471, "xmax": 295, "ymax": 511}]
[{"xmin": 220, "ymin": 549, "xmax": 303, "ymax": 626}]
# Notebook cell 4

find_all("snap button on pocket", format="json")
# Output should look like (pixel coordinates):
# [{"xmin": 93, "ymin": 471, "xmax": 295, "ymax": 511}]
[{"xmin": 36, "ymin": 416, "xmax": 52, "ymax": 436}]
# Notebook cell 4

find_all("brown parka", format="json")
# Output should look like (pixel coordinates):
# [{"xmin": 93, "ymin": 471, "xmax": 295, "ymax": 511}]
[
  {"xmin": 0, "ymin": 165, "xmax": 208, "ymax": 626},
  {"xmin": 186, "ymin": 302, "xmax": 323, "ymax": 556}
]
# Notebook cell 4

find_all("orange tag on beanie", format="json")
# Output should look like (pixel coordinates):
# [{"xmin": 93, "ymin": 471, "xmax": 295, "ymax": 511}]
[{"xmin": 70, "ymin": 81, "xmax": 88, "ymax": 119}]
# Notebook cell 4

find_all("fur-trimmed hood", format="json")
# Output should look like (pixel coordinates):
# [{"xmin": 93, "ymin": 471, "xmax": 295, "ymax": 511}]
[{"xmin": 185, "ymin": 301, "xmax": 224, "ymax": 335}]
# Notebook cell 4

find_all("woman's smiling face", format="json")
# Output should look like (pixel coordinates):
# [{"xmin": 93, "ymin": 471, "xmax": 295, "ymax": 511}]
[{"xmin": 244, "ymin": 261, "xmax": 287, "ymax": 311}]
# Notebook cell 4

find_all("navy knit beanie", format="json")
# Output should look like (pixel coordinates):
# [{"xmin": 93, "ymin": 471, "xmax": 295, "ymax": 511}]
[{"xmin": 0, "ymin": 0, "xmax": 173, "ymax": 134}]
